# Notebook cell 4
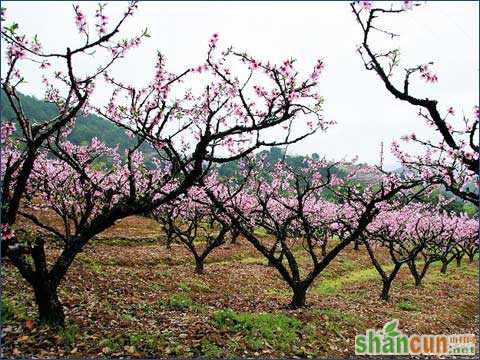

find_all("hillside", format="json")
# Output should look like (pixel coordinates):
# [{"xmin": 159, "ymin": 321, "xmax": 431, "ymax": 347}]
[{"xmin": 0, "ymin": 90, "xmax": 144, "ymax": 154}]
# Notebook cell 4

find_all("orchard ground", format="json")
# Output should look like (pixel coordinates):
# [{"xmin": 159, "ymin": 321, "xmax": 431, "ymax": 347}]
[{"xmin": 1, "ymin": 215, "xmax": 478, "ymax": 358}]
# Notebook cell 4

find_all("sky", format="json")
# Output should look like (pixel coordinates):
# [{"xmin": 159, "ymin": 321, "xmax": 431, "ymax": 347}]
[{"xmin": 2, "ymin": 1, "xmax": 478, "ymax": 169}]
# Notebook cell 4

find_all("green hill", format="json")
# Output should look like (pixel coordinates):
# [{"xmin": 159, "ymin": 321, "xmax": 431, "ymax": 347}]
[{"xmin": 0, "ymin": 90, "xmax": 146, "ymax": 154}]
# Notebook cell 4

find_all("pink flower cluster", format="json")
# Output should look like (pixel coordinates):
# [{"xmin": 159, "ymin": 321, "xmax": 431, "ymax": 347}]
[{"xmin": 419, "ymin": 64, "xmax": 438, "ymax": 83}]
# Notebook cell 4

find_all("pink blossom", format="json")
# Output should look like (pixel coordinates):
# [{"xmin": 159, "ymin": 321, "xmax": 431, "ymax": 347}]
[
  {"xmin": 360, "ymin": 1, "xmax": 373, "ymax": 10},
  {"xmin": 402, "ymin": 1, "xmax": 413, "ymax": 10}
]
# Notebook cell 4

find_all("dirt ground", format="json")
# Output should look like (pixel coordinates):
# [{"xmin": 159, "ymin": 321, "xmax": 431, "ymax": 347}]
[{"xmin": 1, "ymin": 215, "xmax": 478, "ymax": 358}]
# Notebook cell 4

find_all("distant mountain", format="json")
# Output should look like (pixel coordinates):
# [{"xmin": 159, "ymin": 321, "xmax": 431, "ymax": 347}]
[{"xmin": 0, "ymin": 90, "xmax": 152, "ymax": 156}]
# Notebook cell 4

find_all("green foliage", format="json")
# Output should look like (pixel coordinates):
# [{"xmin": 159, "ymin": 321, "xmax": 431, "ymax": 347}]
[
  {"xmin": 178, "ymin": 282, "xmax": 191, "ymax": 292},
  {"xmin": 0, "ymin": 90, "xmax": 155, "ymax": 160},
  {"xmin": 128, "ymin": 332, "xmax": 161, "ymax": 353},
  {"xmin": 167, "ymin": 294, "xmax": 194, "ymax": 311},
  {"xmin": 0, "ymin": 297, "xmax": 15, "ymax": 324},
  {"xmin": 463, "ymin": 202, "xmax": 478, "ymax": 217},
  {"xmin": 212, "ymin": 309, "xmax": 302, "ymax": 351},
  {"xmin": 200, "ymin": 340, "xmax": 223, "ymax": 358},
  {"xmin": 217, "ymin": 147, "xmax": 348, "ymax": 186},
  {"xmin": 98, "ymin": 337, "xmax": 122, "ymax": 353},
  {"xmin": 313, "ymin": 264, "xmax": 395, "ymax": 295},
  {"xmin": 0, "ymin": 295, "xmax": 28, "ymax": 322},
  {"xmin": 59, "ymin": 323, "xmax": 80, "ymax": 350},
  {"xmin": 190, "ymin": 279, "xmax": 212, "ymax": 292},
  {"xmin": 397, "ymin": 300, "xmax": 419, "ymax": 312},
  {"xmin": 314, "ymin": 308, "xmax": 357, "ymax": 325}
]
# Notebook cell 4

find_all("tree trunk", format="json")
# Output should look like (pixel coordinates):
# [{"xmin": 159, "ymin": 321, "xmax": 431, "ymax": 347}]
[
  {"xmin": 32, "ymin": 281, "xmax": 64, "ymax": 327},
  {"xmin": 468, "ymin": 253, "xmax": 475, "ymax": 263},
  {"xmin": 290, "ymin": 286, "xmax": 306, "ymax": 309},
  {"xmin": 353, "ymin": 239, "xmax": 359, "ymax": 251},
  {"xmin": 321, "ymin": 242, "xmax": 327, "ymax": 257},
  {"xmin": 380, "ymin": 280, "xmax": 392, "ymax": 301},
  {"xmin": 414, "ymin": 262, "xmax": 430, "ymax": 288},
  {"xmin": 231, "ymin": 228, "xmax": 240, "ymax": 245},
  {"xmin": 407, "ymin": 260, "xmax": 424, "ymax": 288},
  {"xmin": 440, "ymin": 261, "xmax": 448, "ymax": 274},
  {"xmin": 194, "ymin": 258, "xmax": 204, "ymax": 274},
  {"xmin": 456, "ymin": 254, "xmax": 462, "ymax": 267}
]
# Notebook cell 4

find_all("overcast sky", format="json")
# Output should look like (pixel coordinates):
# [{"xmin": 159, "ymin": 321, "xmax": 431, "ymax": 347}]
[{"xmin": 2, "ymin": 1, "xmax": 478, "ymax": 168}]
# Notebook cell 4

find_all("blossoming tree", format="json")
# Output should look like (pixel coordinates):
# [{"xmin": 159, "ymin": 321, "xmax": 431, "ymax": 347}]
[
  {"xmin": 153, "ymin": 185, "xmax": 232, "ymax": 274},
  {"xmin": 351, "ymin": 1, "xmax": 478, "ymax": 205},
  {"xmin": 204, "ymin": 158, "xmax": 425, "ymax": 308},
  {"xmin": 1, "ymin": 3, "xmax": 330, "ymax": 326}
]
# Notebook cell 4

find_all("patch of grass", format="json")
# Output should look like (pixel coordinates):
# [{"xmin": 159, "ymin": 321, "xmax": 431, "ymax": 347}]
[
  {"xmin": 253, "ymin": 227, "xmax": 268, "ymax": 237},
  {"xmin": 155, "ymin": 269, "xmax": 173, "ymax": 278},
  {"xmin": 212, "ymin": 309, "xmax": 302, "ymax": 352},
  {"xmin": 314, "ymin": 283, "xmax": 337, "ymax": 295},
  {"xmin": 98, "ymin": 337, "xmax": 121, "ymax": 353},
  {"xmin": 167, "ymin": 293, "xmax": 194, "ymax": 311},
  {"xmin": 397, "ymin": 300, "xmax": 420, "ymax": 312},
  {"xmin": 90, "ymin": 262, "xmax": 103, "ymax": 274},
  {"xmin": 59, "ymin": 323, "xmax": 80, "ymax": 350},
  {"xmin": 76, "ymin": 255, "xmax": 105, "ymax": 274},
  {"xmin": 315, "ymin": 308, "xmax": 357, "ymax": 324},
  {"xmin": 149, "ymin": 283, "xmax": 164, "ymax": 292},
  {"xmin": 128, "ymin": 332, "xmax": 162, "ymax": 353},
  {"xmin": 313, "ymin": 308, "xmax": 361, "ymax": 336},
  {"xmin": 121, "ymin": 313, "xmax": 137, "ymax": 322},
  {"xmin": 339, "ymin": 258, "xmax": 357, "ymax": 272},
  {"xmin": 178, "ymin": 282, "xmax": 191, "ymax": 292},
  {"xmin": 0, "ymin": 297, "xmax": 15, "ymax": 324},
  {"xmin": 312, "ymin": 265, "xmax": 393, "ymax": 295},
  {"xmin": 91, "ymin": 237, "xmax": 158, "ymax": 247},
  {"xmin": 225, "ymin": 339, "xmax": 241, "ymax": 356},
  {"xmin": 190, "ymin": 279, "xmax": 211, "ymax": 292},
  {"xmin": 0, "ymin": 295, "xmax": 28, "ymax": 321},
  {"xmin": 239, "ymin": 256, "xmax": 267, "ymax": 265},
  {"xmin": 457, "ymin": 264, "xmax": 478, "ymax": 277},
  {"xmin": 200, "ymin": 339, "xmax": 223, "ymax": 357},
  {"xmin": 103, "ymin": 301, "xmax": 116, "ymax": 315},
  {"xmin": 264, "ymin": 288, "xmax": 290, "ymax": 298}
]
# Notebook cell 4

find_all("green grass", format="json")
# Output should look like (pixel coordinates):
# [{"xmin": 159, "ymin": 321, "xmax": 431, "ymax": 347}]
[
  {"xmin": 338, "ymin": 258, "xmax": 357, "ymax": 272},
  {"xmin": 0, "ymin": 295, "xmax": 29, "ymax": 322},
  {"xmin": 313, "ymin": 308, "xmax": 361, "ymax": 336},
  {"xmin": 190, "ymin": 279, "xmax": 212, "ymax": 292},
  {"xmin": 239, "ymin": 256, "xmax": 268, "ymax": 265},
  {"xmin": 128, "ymin": 332, "xmax": 163, "ymax": 353},
  {"xmin": 200, "ymin": 340, "xmax": 223, "ymax": 357},
  {"xmin": 167, "ymin": 294, "xmax": 194, "ymax": 311},
  {"xmin": 0, "ymin": 297, "xmax": 15, "ymax": 324},
  {"xmin": 178, "ymin": 282, "xmax": 192, "ymax": 292},
  {"xmin": 91, "ymin": 237, "xmax": 158, "ymax": 247},
  {"xmin": 264, "ymin": 288, "xmax": 291, "ymax": 298},
  {"xmin": 253, "ymin": 227, "xmax": 268, "ymax": 237},
  {"xmin": 59, "ymin": 323, "xmax": 80, "ymax": 350},
  {"xmin": 312, "ymin": 265, "xmax": 389, "ymax": 295},
  {"xmin": 212, "ymin": 309, "xmax": 302, "ymax": 352},
  {"xmin": 98, "ymin": 337, "xmax": 121, "ymax": 353},
  {"xmin": 397, "ymin": 300, "xmax": 420, "ymax": 312}
]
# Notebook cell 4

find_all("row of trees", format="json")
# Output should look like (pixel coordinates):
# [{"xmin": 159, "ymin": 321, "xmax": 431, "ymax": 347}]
[
  {"xmin": 150, "ymin": 160, "xmax": 477, "ymax": 306},
  {"xmin": 1, "ymin": 1, "xmax": 478, "ymax": 327}
]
